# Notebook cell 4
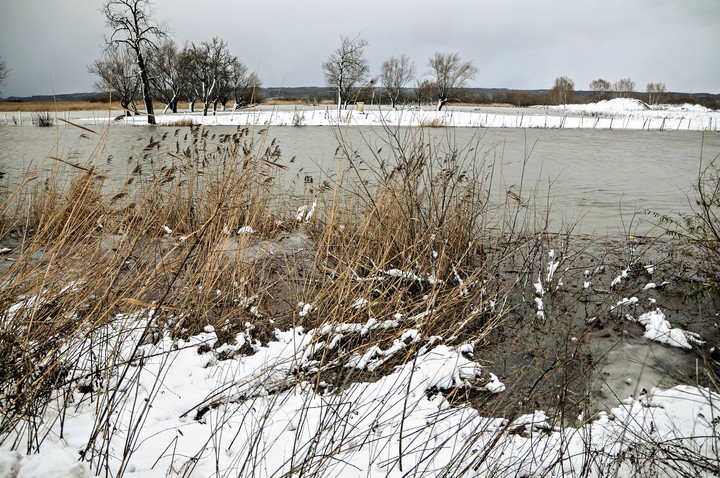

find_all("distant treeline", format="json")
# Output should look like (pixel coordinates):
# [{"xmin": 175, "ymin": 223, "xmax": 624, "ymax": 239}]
[
  {"xmin": 5, "ymin": 87, "xmax": 720, "ymax": 110},
  {"xmin": 264, "ymin": 87, "xmax": 720, "ymax": 110}
]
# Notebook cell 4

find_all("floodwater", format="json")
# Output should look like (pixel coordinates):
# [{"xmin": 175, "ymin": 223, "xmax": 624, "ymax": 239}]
[{"xmin": 1, "ymin": 121, "xmax": 718, "ymax": 234}]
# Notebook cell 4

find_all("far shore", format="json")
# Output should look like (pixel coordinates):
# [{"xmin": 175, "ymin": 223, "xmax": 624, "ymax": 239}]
[
  {"xmin": 0, "ymin": 99, "xmax": 535, "ymax": 113},
  {"xmin": 2, "ymin": 98, "xmax": 718, "ymax": 131}
]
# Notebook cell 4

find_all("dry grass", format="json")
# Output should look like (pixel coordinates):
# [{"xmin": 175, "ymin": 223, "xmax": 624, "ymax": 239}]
[
  {"xmin": 264, "ymin": 98, "xmax": 335, "ymax": 106},
  {"xmin": 161, "ymin": 117, "xmax": 197, "ymax": 126},
  {"xmin": 0, "ymin": 100, "xmax": 167, "ymax": 112},
  {"xmin": 420, "ymin": 117, "xmax": 446, "ymax": 127},
  {"xmin": 0, "ymin": 124, "xmax": 510, "ymax": 436},
  {"xmin": 0, "ymin": 101, "xmax": 121, "ymax": 112}
]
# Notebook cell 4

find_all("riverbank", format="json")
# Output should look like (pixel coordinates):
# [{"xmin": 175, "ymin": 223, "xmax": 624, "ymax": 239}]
[
  {"xmin": 100, "ymin": 99, "xmax": 720, "ymax": 131},
  {"xmin": 0, "ymin": 124, "xmax": 717, "ymax": 477},
  {"xmin": 2, "ymin": 98, "xmax": 718, "ymax": 131}
]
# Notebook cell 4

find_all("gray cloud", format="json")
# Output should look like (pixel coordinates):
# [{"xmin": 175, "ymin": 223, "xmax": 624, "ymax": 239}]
[{"xmin": 1, "ymin": 0, "xmax": 718, "ymax": 97}]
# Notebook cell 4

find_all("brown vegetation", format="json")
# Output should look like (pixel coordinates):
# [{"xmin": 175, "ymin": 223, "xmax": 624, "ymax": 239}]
[{"xmin": 0, "ymin": 100, "xmax": 168, "ymax": 112}]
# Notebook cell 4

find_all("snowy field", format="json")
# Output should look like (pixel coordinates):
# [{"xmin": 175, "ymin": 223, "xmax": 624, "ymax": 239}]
[{"xmin": 104, "ymin": 98, "xmax": 720, "ymax": 131}]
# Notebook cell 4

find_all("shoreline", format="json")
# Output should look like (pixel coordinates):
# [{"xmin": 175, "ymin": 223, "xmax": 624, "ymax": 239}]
[
  {"xmin": 2, "ymin": 98, "xmax": 719, "ymax": 132},
  {"xmin": 105, "ymin": 104, "xmax": 720, "ymax": 131}
]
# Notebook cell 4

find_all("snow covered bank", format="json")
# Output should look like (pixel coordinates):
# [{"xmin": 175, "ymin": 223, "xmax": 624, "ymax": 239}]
[
  {"xmin": 547, "ymin": 97, "xmax": 712, "ymax": 114},
  {"xmin": 90, "ymin": 100, "xmax": 720, "ymax": 131},
  {"xmin": 1, "ymin": 308, "xmax": 717, "ymax": 477}
]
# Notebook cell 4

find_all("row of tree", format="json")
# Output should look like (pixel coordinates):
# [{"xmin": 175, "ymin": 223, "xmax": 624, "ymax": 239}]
[
  {"xmin": 550, "ymin": 76, "xmax": 668, "ymax": 105},
  {"xmin": 92, "ymin": 0, "xmax": 260, "ymax": 123},
  {"xmin": 320, "ymin": 36, "xmax": 674, "ymax": 111},
  {"xmin": 86, "ymin": 1, "xmax": 677, "ymax": 123},
  {"xmin": 322, "ymin": 35, "xmax": 478, "ymax": 112},
  {"xmin": 91, "ymin": 38, "xmax": 260, "ymax": 117}
]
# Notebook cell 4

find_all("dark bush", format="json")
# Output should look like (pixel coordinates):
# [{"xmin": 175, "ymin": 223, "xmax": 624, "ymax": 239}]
[{"xmin": 31, "ymin": 111, "xmax": 54, "ymax": 127}]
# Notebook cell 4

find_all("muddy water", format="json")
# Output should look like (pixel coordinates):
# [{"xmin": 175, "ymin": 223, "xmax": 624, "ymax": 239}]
[{"xmin": 1, "ymin": 123, "xmax": 718, "ymax": 234}]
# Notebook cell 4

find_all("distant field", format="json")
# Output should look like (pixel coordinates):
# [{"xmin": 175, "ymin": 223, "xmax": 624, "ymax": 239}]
[
  {"xmin": 0, "ymin": 100, "xmax": 172, "ymax": 112},
  {"xmin": 0, "ymin": 100, "xmax": 125, "ymax": 112}
]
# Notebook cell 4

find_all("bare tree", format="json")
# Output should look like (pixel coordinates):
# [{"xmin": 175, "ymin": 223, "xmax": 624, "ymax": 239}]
[
  {"xmin": 231, "ymin": 67, "xmax": 261, "ymax": 109},
  {"xmin": 0, "ymin": 57, "xmax": 9, "ymax": 98},
  {"xmin": 88, "ymin": 43, "xmax": 140, "ymax": 115},
  {"xmin": 147, "ymin": 39, "xmax": 186, "ymax": 113},
  {"xmin": 613, "ymin": 78, "xmax": 635, "ymax": 98},
  {"xmin": 186, "ymin": 37, "xmax": 232, "ymax": 116},
  {"xmin": 646, "ymin": 82, "xmax": 667, "ymax": 105},
  {"xmin": 323, "ymin": 35, "xmax": 370, "ymax": 113},
  {"xmin": 380, "ymin": 55, "xmax": 415, "ymax": 109},
  {"xmin": 589, "ymin": 78, "xmax": 611, "ymax": 102},
  {"xmin": 413, "ymin": 79, "xmax": 435, "ymax": 106},
  {"xmin": 211, "ymin": 56, "xmax": 234, "ymax": 113},
  {"xmin": 550, "ymin": 76, "xmax": 575, "ymax": 105},
  {"xmin": 177, "ymin": 47, "xmax": 198, "ymax": 112},
  {"xmin": 102, "ymin": 0, "xmax": 165, "ymax": 124},
  {"xmin": 213, "ymin": 59, "xmax": 240, "ymax": 111},
  {"xmin": 215, "ymin": 58, "xmax": 260, "ymax": 110},
  {"xmin": 427, "ymin": 52, "xmax": 478, "ymax": 111}
]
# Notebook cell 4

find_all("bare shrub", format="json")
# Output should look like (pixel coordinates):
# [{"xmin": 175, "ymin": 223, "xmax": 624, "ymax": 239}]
[
  {"xmin": 31, "ymin": 111, "xmax": 54, "ymax": 127},
  {"xmin": 163, "ymin": 117, "xmax": 196, "ymax": 126},
  {"xmin": 657, "ymin": 149, "xmax": 720, "ymax": 293}
]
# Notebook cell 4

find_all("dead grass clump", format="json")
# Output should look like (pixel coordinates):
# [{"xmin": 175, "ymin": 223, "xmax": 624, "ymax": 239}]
[
  {"xmin": 420, "ymin": 117, "xmax": 446, "ymax": 128},
  {"xmin": 0, "ymin": 125, "xmax": 293, "ymax": 440},
  {"xmin": 31, "ymin": 112, "xmax": 54, "ymax": 127},
  {"xmin": 162, "ymin": 117, "xmax": 196, "ymax": 127},
  {"xmin": 266, "ymin": 127, "xmax": 515, "ymax": 391},
  {"xmin": 28, "ymin": 171, "xmax": 105, "ymax": 243}
]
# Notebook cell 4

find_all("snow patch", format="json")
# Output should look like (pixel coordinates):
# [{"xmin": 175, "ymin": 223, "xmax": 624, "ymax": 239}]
[
  {"xmin": 485, "ymin": 373, "xmax": 506, "ymax": 394},
  {"xmin": 637, "ymin": 308, "xmax": 703, "ymax": 349}
]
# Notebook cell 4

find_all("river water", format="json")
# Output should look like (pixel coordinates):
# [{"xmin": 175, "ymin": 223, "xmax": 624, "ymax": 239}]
[{"xmin": 1, "ymin": 122, "xmax": 718, "ymax": 234}]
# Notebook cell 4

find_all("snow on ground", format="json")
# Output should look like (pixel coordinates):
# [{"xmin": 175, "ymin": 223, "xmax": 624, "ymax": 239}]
[
  {"xmin": 550, "ymin": 98, "xmax": 652, "ymax": 113},
  {"xmin": 637, "ymin": 308, "xmax": 704, "ymax": 349},
  {"xmin": 548, "ymin": 98, "xmax": 713, "ymax": 114},
  {"xmin": 93, "ymin": 100, "xmax": 720, "ymax": 131},
  {"xmin": 1, "ymin": 308, "xmax": 718, "ymax": 477}
]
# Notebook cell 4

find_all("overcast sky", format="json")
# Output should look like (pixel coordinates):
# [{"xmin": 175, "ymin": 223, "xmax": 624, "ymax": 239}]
[{"xmin": 1, "ymin": 0, "xmax": 719, "ymax": 98}]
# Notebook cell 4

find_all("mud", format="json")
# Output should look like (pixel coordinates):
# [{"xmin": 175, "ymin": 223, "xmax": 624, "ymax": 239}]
[{"xmin": 472, "ymin": 233, "xmax": 719, "ymax": 422}]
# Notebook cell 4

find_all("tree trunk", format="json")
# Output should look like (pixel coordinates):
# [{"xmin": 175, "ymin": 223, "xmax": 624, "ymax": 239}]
[
  {"xmin": 436, "ymin": 97, "xmax": 447, "ymax": 111},
  {"xmin": 166, "ymin": 94, "xmax": 178, "ymax": 114},
  {"xmin": 135, "ymin": 48, "xmax": 156, "ymax": 125},
  {"xmin": 189, "ymin": 100, "xmax": 195, "ymax": 112},
  {"xmin": 203, "ymin": 102, "xmax": 210, "ymax": 117},
  {"xmin": 337, "ymin": 87, "xmax": 342, "ymax": 116}
]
